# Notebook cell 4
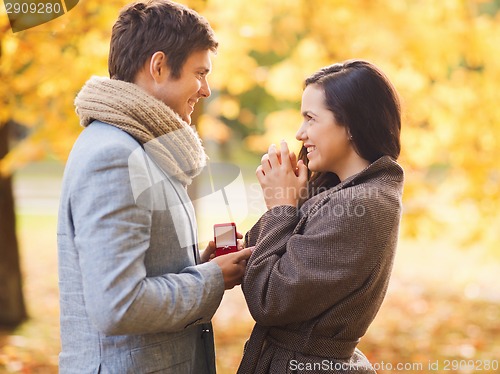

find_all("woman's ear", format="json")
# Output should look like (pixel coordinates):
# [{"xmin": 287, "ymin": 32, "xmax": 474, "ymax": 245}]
[{"xmin": 346, "ymin": 128, "xmax": 353, "ymax": 141}]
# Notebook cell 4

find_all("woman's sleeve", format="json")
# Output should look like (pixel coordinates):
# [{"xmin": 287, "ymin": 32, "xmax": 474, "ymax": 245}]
[{"xmin": 242, "ymin": 197, "xmax": 383, "ymax": 326}]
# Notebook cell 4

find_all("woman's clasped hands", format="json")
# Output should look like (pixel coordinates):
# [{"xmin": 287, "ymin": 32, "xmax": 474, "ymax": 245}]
[{"xmin": 256, "ymin": 140, "xmax": 308, "ymax": 210}]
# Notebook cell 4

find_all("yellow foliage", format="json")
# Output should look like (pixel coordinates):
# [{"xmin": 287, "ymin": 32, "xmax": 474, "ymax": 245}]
[
  {"xmin": 219, "ymin": 96, "xmax": 240, "ymax": 120},
  {"xmin": 0, "ymin": 138, "xmax": 46, "ymax": 176},
  {"xmin": 238, "ymin": 108, "xmax": 256, "ymax": 126},
  {"xmin": 211, "ymin": 53, "xmax": 258, "ymax": 95},
  {"xmin": 245, "ymin": 109, "xmax": 302, "ymax": 154},
  {"xmin": 292, "ymin": 38, "xmax": 330, "ymax": 75},
  {"xmin": 205, "ymin": 94, "xmax": 242, "ymax": 122},
  {"xmin": 1, "ymin": 0, "xmax": 499, "ymax": 249},
  {"xmin": 265, "ymin": 61, "xmax": 304, "ymax": 102},
  {"xmin": 198, "ymin": 114, "xmax": 232, "ymax": 143}
]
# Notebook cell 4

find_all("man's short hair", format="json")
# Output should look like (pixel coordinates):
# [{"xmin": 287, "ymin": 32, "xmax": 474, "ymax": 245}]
[{"xmin": 108, "ymin": 0, "xmax": 218, "ymax": 82}]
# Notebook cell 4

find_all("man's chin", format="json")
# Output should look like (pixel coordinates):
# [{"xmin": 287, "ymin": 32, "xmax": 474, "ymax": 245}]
[{"xmin": 182, "ymin": 115, "xmax": 192, "ymax": 125}]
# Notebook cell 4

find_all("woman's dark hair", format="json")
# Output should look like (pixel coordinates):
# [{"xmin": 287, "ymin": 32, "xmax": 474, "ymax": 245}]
[
  {"xmin": 298, "ymin": 59, "xmax": 401, "ymax": 192},
  {"xmin": 108, "ymin": 0, "xmax": 218, "ymax": 82}
]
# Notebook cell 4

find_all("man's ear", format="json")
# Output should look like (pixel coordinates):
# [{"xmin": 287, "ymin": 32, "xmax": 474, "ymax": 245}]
[{"xmin": 149, "ymin": 51, "xmax": 169, "ymax": 82}]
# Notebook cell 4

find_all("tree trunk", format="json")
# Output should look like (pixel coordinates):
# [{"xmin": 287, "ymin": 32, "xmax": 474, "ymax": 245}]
[{"xmin": 0, "ymin": 121, "xmax": 27, "ymax": 327}]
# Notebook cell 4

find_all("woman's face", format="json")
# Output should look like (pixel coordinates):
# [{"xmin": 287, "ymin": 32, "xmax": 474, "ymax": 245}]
[{"xmin": 296, "ymin": 84, "xmax": 355, "ymax": 177}]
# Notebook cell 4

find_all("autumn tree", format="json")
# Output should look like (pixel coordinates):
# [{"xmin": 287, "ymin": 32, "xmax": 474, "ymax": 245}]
[
  {"xmin": 199, "ymin": 0, "xmax": 500, "ymax": 252},
  {"xmin": 1, "ymin": 0, "xmax": 500, "ymax": 326},
  {"xmin": 0, "ymin": 0, "xmax": 208, "ymax": 324},
  {"xmin": 0, "ymin": 0, "xmax": 120, "ymax": 326},
  {"xmin": 0, "ymin": 122, "xmax": 26, "ymax": 325},
  {"xmin": 1, "ymin": 19, "xmax": 26, "ymax": 327}
]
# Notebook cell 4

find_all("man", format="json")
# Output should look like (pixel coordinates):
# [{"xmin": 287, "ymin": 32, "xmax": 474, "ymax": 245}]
[{"xmin": 57, "ymin": 1, "xmax": 252, "ymax": 372}]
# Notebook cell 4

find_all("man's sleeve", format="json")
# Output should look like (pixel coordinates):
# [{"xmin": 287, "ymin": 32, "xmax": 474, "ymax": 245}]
[{"xmin": 71, "ymin": 144, "xmax": 224, "ymax": 335}]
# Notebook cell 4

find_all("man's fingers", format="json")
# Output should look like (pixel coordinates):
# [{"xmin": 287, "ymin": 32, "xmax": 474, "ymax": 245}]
[
  {"xmin": 237, "ymin": 239, "xmax": 244, "ymax": 250},
  {"xmin": 204, "ymin": 240, "xmax": 216, "ymax": 256},
  {"xmin": 233, "ymin": 247, "xmax": 253, "ymax": 262}
]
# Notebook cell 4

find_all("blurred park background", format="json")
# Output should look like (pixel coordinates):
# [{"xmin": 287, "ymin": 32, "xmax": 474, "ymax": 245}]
[{"xmin": 1, "ymin": 0, "xmax": 500, "ymax": 373}]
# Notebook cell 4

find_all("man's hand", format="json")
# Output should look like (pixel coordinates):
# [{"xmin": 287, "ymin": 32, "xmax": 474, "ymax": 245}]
[
  {"xmin": 212, "ymin": 247, "xmax": 253, "ymax": 289},
  {"xmin": 200, "ymin": 231, "xmax": 244, "ymax": 263}
]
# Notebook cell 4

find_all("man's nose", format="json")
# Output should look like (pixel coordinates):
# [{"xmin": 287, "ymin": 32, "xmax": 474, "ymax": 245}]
[{"xmin": 200, "ymin": 79, "xmax": 211, "ymax": 98}]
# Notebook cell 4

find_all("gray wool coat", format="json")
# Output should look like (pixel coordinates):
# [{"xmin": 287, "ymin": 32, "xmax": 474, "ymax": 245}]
[
  {"xmin": 57, "ymin": 122, "xmax": 224, "ymax": 373},
  {"xmin": 238, "ymin": 156, "xmax": 404, "ymax": 374}
]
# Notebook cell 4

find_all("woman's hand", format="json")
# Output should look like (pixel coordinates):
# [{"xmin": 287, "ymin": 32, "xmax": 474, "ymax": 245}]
[{"xmin": 256, "ymin": 140, "xmax": 308, "ymax": 209}]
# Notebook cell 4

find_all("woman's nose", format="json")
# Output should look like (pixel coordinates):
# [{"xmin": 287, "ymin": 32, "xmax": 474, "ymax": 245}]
[{"xmin": 295, "ymin": 123, "xmax": 307, "ymax": 141}]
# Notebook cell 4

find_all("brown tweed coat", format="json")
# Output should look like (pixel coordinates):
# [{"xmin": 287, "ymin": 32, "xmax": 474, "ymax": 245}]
[{"xmin": 238, "ymin": 156, "xmax": 404, "ymax": 374}]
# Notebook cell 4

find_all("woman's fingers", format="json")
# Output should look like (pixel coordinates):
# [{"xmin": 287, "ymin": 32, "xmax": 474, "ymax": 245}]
[
  {"xmin": 260, "ymin": 153, "xmax": 271, "ymax": 174},
  {"xmin": 267, "ymin": 144, "xmax": 280, "ymax": 168},
  {"xmin": 256, "ymin": 165, "xmax": 265, "ymax": 181},
  {"xmin": 259, "ymin": 141, "xmax": 301, "ymax": 179},
  {"xmin": 289, "ymin": 151, "xmax": 298, "ymax": 176},
  {"xmin": 280, "ymin": 140, "xmax": 292, "ymax": 169},
  {"xmin": 297, "ymin": 159, "xmax": 308, "ymax": 182}
]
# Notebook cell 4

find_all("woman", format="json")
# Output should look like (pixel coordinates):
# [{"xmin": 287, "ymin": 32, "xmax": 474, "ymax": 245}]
[{"xmin": 238, "ymin": 60, "xmax": 404, "ymax": 373}]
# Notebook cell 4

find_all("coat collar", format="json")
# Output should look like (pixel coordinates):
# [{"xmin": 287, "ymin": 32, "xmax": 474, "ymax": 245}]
[
  {"xmin": 333, "ymin": 155, "xmax": 404, "ymax": 192},
  {"xmin": 299, "ymin": 156, "xmax": 404, "ymax": 220}
]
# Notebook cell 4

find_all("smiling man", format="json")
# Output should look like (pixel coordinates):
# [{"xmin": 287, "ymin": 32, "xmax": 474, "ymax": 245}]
[
  {"xmin": 133, "ymin": 49, "xmax": 212, "ymax": 124},
  {"xmin": 57, "ymin": 1, "xmax": 252, "ymax": 373}
]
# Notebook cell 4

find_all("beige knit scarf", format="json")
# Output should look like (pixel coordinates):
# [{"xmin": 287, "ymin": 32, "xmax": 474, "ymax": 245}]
[{"xmin": 74, "ymin": 76, "xmax": 207, "ymax": 186}]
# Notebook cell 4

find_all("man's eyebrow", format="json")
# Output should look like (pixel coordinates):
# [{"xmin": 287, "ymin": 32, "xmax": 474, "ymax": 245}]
[{"xmin": 196, "ymin": 67, "xmax": 211, "ymax": 74}]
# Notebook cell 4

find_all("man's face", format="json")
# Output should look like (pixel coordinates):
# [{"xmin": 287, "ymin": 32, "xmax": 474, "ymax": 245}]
[{"xmin": 153, "ymin": 49, "xmax": 212, "ymax": 124}]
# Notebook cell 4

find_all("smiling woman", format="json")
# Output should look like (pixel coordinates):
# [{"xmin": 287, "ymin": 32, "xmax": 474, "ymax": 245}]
[
  {"xmin": 297, "ymin": 83, "xmax": 367, "ymax": 182},
  {"xmin": 297, "ymin": 60, "xmax": 401, "ymax": 193},
  {"xmin": 238, "ymin": 59, "xmax": 404, "ymax": 374}
]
